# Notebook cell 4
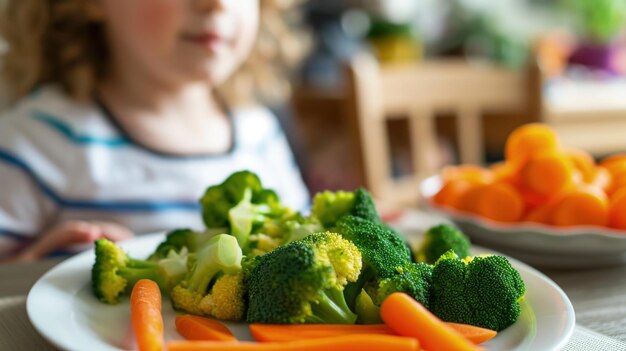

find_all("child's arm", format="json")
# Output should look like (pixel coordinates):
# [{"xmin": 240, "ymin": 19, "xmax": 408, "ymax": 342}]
[{"xmin": 10, "ymin": 220, "xmax": 134, "ymax": 262}]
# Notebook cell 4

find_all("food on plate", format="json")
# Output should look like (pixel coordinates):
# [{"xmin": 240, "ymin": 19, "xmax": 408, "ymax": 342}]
[
  {"xmin": 415, "ymin": 224, "xmax": 471, "ymax": 264},
  {"xmin": 170, "ymin": 234, "xmax": 245, "ymax": 320},
  {"xmin": 312, "ymin": 188, "xmax": 381, "ymax": 228},
  {"xmin": 92, "ymin": 239, "xmax": 189, "ymax": 304},
  {"xmin": 167, "ymin": 334, "xmax": 420, "ymax": 351},
  {"xmin": 429, "ymin": 251, "xmax": 525, "ymax": 331},
  {"xmin": 247, "ymin": 232, "xmax": 362, "ymax": 324},
  {"xmin": 433, "ymin": 123, "xmax": 626, "ymax": 230},
  {"xmin": 380, "ymin": 292, "xmax": 481, "ymax": 351},
  {"xmin": 175, "ymin": 315, "xmax": 236, "ymax": 341},
  {"xmin": 130, "ymin": 279, "xmax": 164, "ymax": 351},
  {"xmin": 248, "ymin": 321, "xmax": 496, "ymax": 345},
  {"xmin": 91, "ymin": 170, "xmax": 525, "ymax": 348}
]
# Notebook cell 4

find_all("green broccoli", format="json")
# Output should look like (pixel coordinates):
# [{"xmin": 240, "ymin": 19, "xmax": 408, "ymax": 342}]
[
  {"xmin": 352, "ymin": 188, "xmax": 381, "ymax": 223},
  {"xmin": 312, "ymin": 188, "xmax": 380, "ymax": 228},
  {"xmin": 148, "ymin": 228, "xmax": 226, "ymax": 261},
  {"xmin": 416, "ymin": 224, "xmax": 471, "ymax": 264},
  {"xmin": 247, "ymin": 213, "xmax": 324, "ymax": 257},
  {"xmin": 91, "ymin": 239, "xmax": 188, "ymax": 304},
  {"xmin": 335, "ymin": 215, "xmax": 410, "ymax": 279},
  {"xmin": 247, "ymin": 232, "xmax": 362, "ymax": 324},
  {"xmin": 354, "ymin": 289, "xmax": 382, "ymax": 324},
  {"xmin": 335, "ymin": 215, "xmax": 412, "ymax": 310},
  {"xmin": 429, "ymin": 250, "xmax": 526, "ymax": 331},
  {"xmin": 200, "ymin": 171, "xmax": 288, "ymax": 248},
  {"xmin": 170, "ymin": 234, "xmax": 243, "ymax": 315},
  {"xmin": 197, "ymin": 272, "xmax": 247, "ymax": 321},
  {"xmin": 373, "ymin": 262, "xmax": 433, "ymax": 308}
]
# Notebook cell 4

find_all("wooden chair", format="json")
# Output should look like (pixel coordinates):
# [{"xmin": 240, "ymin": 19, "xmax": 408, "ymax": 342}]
[{"xmin": 344, "ymin": 54, "xmax": 531, "ymax": 205}]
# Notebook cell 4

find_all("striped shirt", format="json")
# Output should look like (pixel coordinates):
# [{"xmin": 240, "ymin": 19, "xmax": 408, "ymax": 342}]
[{"xmin": 0, "ymin": 86, "xmax": 309, "ymax": 257}]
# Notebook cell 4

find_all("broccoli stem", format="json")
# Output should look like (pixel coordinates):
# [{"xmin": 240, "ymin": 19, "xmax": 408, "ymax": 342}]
[
  {"xmin": 118, "ymin": 263, "xmax": 165, "ymax": 292},
  {"xmin": 308, "ymin": 287, "xmax": 357, "ymax": 324},
  {"xmin": 187, "ymin": 266, "xmax": 222, "ymax": 294}
]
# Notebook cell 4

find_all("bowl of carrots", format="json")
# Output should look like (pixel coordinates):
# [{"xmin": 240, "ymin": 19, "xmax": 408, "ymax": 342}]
[{"xmin": 421, "ymin": 123, "xmax": 626, "ymax": 268}]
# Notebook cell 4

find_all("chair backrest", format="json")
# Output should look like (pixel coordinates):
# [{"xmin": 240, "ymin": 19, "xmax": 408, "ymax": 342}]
[{"xmin": 344, "ymin": 54, "xmax": 530, "ymax": 205}]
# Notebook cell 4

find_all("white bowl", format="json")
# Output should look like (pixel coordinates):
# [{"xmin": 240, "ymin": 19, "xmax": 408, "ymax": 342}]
[{"xmin": 420, "ymin": 176, "xmax": 626, "ymax": 268}]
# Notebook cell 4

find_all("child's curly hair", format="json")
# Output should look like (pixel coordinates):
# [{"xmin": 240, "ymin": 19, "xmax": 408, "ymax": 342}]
[{"xmin": 0, "ymin": 0, "xmax": 309, "ymax": 106}]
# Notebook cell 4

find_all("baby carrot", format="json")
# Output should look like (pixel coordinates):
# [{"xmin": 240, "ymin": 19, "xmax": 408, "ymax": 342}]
[
  {"xmin": 175, "ymin": 315, "xmax": 237, "ymax": 341},
  {"xmin": 249, "ymin": 324, "xmax": 392, "ymax": 342},
  {"xmin": 446, "ymin": 323, "xmax": 497, "ymax": 345},
  {"xmin": 130, "ymin": 279, "xmax": 164, "ymax": 351},
  {"xmin": 380, "ymin": 292, "xmax": 482, "ymax": 351},
  {"xmin": 167, "ymin": 334, "xmax": 419, "ymax": 351},
  {"xmin": 249, "ymin": 323, "xmax": 496, "ymax": 345}
]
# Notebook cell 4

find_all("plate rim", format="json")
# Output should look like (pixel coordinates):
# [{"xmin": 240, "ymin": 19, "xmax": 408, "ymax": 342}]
[{"xmin": 27, "ymin": 233, "xmax": 576, "ymax": 351}]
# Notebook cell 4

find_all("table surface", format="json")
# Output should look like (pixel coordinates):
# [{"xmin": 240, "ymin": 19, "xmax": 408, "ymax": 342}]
[{"xmin": 2, "ymin": 221, "xmax": 626, "ymax": 350}]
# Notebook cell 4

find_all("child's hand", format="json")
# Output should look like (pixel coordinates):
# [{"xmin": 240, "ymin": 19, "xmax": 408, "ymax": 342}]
[{"xmin": 15, "ymin": 221, "xmax": 134, "ymax": 262}]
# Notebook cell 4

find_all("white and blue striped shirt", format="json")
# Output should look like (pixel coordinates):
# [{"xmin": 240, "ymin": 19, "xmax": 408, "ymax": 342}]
[{"xmin": 0, "ymin": 86, "xmax": 309, "ymax": 257}]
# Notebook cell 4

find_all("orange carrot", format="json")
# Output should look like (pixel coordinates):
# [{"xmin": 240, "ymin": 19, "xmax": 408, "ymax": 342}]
[
  {"xmin": 523, "ymin": 204, "xmax": 554, "ymax": 224},
  {"xmin": 249, "ymin": 323, "xmax": 496, "ymax": 345},
  {"xmin": 175, "ymin": 315, "xmax": 237, "ymax": 342},
  {"xmin": 600, "ymin": 154, "xmax": 626, "ymax": 171},
  {"xmin": 130, "ymin": 279, "xmax": 164, "ymax": 351},
  {"xmin": 446, "ymin": 323, "xmax": 498, "ymax": 345},
  {"xmin": 250, "ymin": 324, "xmax": 392, "ymax": 342},
  {"xmin": 380, "ymin": 292, "xmax": 482, "ymax": 351},
  {"xmin": 476, "ymin": 183, "xmax": 524, "ymax": 223},
  {"xmin": 521, "ymin": 152, "xmax": 575, "ymax": 197},
  {"xmin": 551, "ymin": 187, "xmax": 609, "ymax": 227},
  {"xmin": 442, "ymin": 165, "xmax": 493, "ymax": 184},
  {"xmin": 434, "ymin": 179, "xmax": 475, "ymax": 209},
  {"xmin": 564, "ymin": 148, "xmax": 596, "ymax": 183},
  {"xmin": 455, "ymin": 184, "xmax": 485, "ymax": 214},
  {"xmin": 609, "ymin": 189, "xmax": 626, "ymax": 230},
  {"xmin": 588, "ymin": 167, "xmax": 612, "ymax": 191},
  {"xmin": 490, "ymin": 161, "xmax": 522, "ymax": 185},
  {"xmin": 167, "ymin": 334, "xmax": 419, "ymax": 351},
  {"xmin": 505, "ymin": 123, "xmax": 560, "ymax": 164}
]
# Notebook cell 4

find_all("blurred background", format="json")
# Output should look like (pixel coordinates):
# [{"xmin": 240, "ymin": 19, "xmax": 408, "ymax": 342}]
[
  {"xmin": 2, "ymin": 0, "xmax": 626, "ymax": 207},
  {"xmin": 281, "ymin": 0, "xmax": 626, "ymax": 205}
]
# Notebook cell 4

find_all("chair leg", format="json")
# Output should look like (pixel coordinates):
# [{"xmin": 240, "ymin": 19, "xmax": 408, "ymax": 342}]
[{"xmin": 457, "ymin": 108, "xmax": 484, "ymax": 165}]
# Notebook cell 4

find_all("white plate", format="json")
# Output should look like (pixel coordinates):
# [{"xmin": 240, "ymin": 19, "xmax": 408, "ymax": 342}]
[
  {"xmin": 27, "ymin": 233, "xmax": 575, "ymax": 351},
  {"xmin": 420, "ymin": 175, "xmax": 626, "ymax": 268}
]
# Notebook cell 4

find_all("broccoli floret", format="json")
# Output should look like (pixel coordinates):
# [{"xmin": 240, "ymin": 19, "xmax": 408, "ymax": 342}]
[
  {"xmin": 430, "ymin": 250, "xmax": 526, "ymax": 331},
  {"xmin": 312, "ymin": 191, "xmax": 355, "ymax": 228},
  {"xmin": 335, "ymin": 215, "xmax": 412, "ymax": 310},
  {"xmin": 335, "ymin": 216, "xmax": 410, "ymax": 279},
  {"xmin": 247, "ymin": 232, "xmax": 362, "ymax": 324},
  {"xmin": 170, "ymin": 234, "xmax": 243, "ymax": 315},
  {"xmin": 200, "ymin": 171, "xmax": 288, "ymax": 248},
  {"xmin": 198, "ymin": 272, "xmax": 247, "ymax": 321},
  {"xmin": 374, "ymin": 262, "xmax": 433, "ymax": 308},
  {"xmin": 148, "ymin": 228, "xmax": 225, "ymax": 261},
  {"xmin": 416, "ymin": 224, "xmax": 471, "ymax": 264},
  {"xmin": 352, "ymin": 188, "xmax": 381, "ymax": 223},
  {"xmin": 91, "ymin": 239, "xmax": 188, "ymax": 304},
  {"xmin": 312, "ymin": 188, "xmax": 381, "ymax": 228},
  {"xmin": 247, "ymin": 213, "xmax": 324, "ymax": 257}
]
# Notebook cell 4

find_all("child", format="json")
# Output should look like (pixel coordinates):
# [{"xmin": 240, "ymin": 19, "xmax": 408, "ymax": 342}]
[{"xmin": 0, "ymin": 0, "xmax": 309, "ymax": 261}]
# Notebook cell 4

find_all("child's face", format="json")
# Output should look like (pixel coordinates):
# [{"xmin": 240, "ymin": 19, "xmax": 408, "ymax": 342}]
[{"xmin": 100, "ymin": 0, "xmax": 260, "ymax": 87}]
